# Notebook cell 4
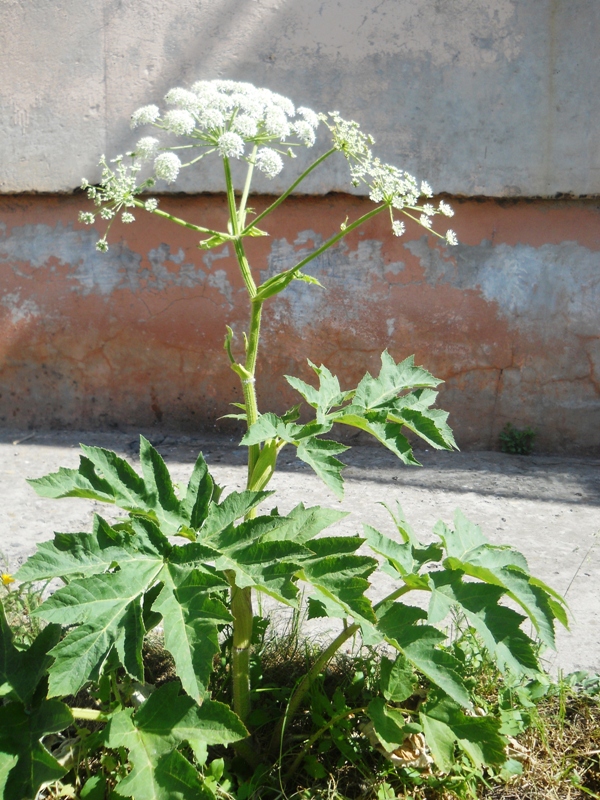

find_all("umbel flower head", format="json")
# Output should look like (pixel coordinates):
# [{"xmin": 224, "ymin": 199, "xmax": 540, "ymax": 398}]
[{"xmin": 79, "ymin": 79, "xmax": 458, "ymax": 251}]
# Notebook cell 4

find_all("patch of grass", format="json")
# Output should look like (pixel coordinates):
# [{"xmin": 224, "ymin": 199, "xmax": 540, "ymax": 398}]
[{"xmin": 499, "ymin": 424, "xmax": 537, "ymax": 456}]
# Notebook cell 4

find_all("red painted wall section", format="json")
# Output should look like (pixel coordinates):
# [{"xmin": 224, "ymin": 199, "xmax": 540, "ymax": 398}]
[{"xmin": 1, "ymin": 194, "xmax": 599, "ymax": 452}]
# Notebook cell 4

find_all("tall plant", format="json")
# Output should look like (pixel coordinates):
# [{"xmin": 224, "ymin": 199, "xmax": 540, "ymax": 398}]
[{"xmin": 2, "ymin": 81, "xmax": 566, "ymax": 799}]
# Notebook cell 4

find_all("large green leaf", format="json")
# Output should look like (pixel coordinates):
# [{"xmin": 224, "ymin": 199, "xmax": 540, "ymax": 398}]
[
  {"xmin": 37, "ymin": 562, "xmax": 159, "ymax": 696},
  {"xmin": 437, "ymin": 511, "xmax": 564, "ymax": 648},
  {"xmin": 333, "ymin": 411, "xmax": 421, "ymax": 465},
  {"xmin": 0, "ymin": 699, "xmax": 73, "ymax": 800},
  {"xmin": 420, "ymin": 694, "xmax": 506, "ymax": 770},
  {"xmin": 352, "ymin": 352, "xmax": 440, "ymax": 411},
  {"xmin": 153, "ymin": 568, "xmax": 230, "ymax": 703},
  {"xmin": 27, "ymin": 437, "xmax": 218, "ymax": 536},
  {"xmin": 379, "ymin": 653, "xmax": 417, "ymax": 703},
  {"xmin": 16, "ymin": 515, "xmax": 147, "ymax": 582},
  {"xmin": 366, "ymin": 697, "xmax": 414, "ymax": 752},
  {"xmin": 428, "ymin": 570, "xmax": 541, "ymax": 676},
  {"xmin": 295, "ymin": 438, "xmax": 348, "ymax": 498},
  {"xmin": 377, "ymin": 603, "xmax": 471, "ymax": 707},
  {"xmin": 106, "ymin": 683, "xmax": 247, "ymax": 800},
  {"xmin": 302, "ymin": 539, "xmax": 378, "ymax": 632}
]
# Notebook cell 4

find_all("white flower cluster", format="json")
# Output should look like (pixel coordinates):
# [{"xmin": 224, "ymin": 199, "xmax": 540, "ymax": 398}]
[
  {"xmin": 130, "ymin": 79, "xmax": 322, "ymax": 183},
  {"xmin": 79, "ymin": 155, "xmax": 157, "ymax": 251},
  {"xmin": 81, "ymin": 80, "xmax": 458, "ymax": 251},
  {"xmin": 325, "ymin": 112, "xmax": 458, "ymax": 244}
]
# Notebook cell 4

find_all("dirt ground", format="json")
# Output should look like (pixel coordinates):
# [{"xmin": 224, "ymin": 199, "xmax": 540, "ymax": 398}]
[{"xmin": 1, "ymin": 428, "xmax": 598, "ymax": 676}]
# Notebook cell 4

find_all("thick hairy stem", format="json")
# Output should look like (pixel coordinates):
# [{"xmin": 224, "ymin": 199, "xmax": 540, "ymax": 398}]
[
  {"xmin": 223, "ymin": 156, "xmax": 262, "ymax": 731},
  {"xmin": 231, "ymin": 583, "xmax": 254, "ymax": 723}
]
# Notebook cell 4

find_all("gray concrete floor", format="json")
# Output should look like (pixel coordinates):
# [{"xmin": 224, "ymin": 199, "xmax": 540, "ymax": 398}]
[{"xmin": 1, "ymin": 429, "xmax": 599, "ymax": 676}]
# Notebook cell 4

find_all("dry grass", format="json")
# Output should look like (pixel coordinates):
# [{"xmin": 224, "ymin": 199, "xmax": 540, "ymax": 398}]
[{"xmin": 485, "ymin": 691, "xmax": 600, "ymax": 800}]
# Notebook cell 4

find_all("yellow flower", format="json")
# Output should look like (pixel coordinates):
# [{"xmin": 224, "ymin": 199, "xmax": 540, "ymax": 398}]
[{"xmin": 1, "ymin": 573, "xmax": 15, "ymax": 586}]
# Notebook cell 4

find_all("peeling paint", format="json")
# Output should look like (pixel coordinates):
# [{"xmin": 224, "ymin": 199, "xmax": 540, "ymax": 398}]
[
  {"xmin": 263, "ymin": 231, "xmax": 404, "ymax": 332},
  {"xmin": 0, "ymin": 291, "xmax": 40, "ymax": 323},
  {"xmin": 405, "ymin": 237, "xmax": 600, "ymax": 334}
]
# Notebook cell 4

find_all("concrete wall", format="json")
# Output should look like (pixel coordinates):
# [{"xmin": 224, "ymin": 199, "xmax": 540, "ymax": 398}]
[
  {"xmin": 1, "ymin": 1, "xmax": 599, "ymax": 451},
  {"xmin": 1, "ymin": 1, "xmax": 599, "ymax": 196},
  {"xmin": 2, "ymin": 194, "xmax": 599, "ymax": 451}
]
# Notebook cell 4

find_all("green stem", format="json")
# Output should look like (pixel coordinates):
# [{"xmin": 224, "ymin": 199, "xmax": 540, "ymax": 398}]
[
  {"xmin": 269, "ymin": 622, "xmax": 360, "ymax": 756},
  {"xmin": 285, "ymin": 203, "xmax": 387, "ymax": 277},
  {"xmin": 284, "ymin": 705, "xmax": 367, "ymax": 779},
  {"xmin": 239, "ymin": 145, "xmax": 258, "ymax": 229},
  {"xmin": 241, "ymin": 148, "xmax": 337, "ymax": 235},
  {"xmin": 70, "ymin": 708, "xmax": 107, "ymax": 722},
  {"xmin": 132, "ymin": 200, "xmax": 222, "ymax": 237},
  {"xmin": 223, "ymin": 155, "xmax": 263, "ymax": 734}
]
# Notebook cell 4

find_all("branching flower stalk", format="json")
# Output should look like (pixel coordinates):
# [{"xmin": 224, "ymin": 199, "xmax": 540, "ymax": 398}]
[{"xmin": 79, "ymin": 80, "xmax": 459, "ymax": 732}]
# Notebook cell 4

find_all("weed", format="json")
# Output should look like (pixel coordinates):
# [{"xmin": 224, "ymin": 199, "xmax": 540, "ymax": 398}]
[{"xmin": 499, "ymin": 423, "xmax": 537, "ymax": 455}]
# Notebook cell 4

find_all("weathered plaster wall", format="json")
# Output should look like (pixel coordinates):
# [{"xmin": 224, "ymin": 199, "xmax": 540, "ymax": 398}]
[
  {"xmin": 1, "ymin": 0, "xmax": 599, "ymax": 196},
  {"xmin": 1, "ymin": 195, "xmax": 598, "ymax": 451}
]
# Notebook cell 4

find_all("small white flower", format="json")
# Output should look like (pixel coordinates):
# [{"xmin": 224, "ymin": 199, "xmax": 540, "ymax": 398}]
[
  {"xmin": 164, "ymin": 109, "xmax": 196, "ymax": 136},
  {"xmin": 78, "ymin": 211, "xmax": 95, "ymax": 225},
  {"xmin": 131, "ymin": 104, "xmax": 160, "ymax": 128},
  {"xmin": 96, "ymin": 239, "xmax": 109, "ymax": 252},
  {"xmin": 233, "ymin": 114, "xmax": 258, "ymax": 138},
  {"xmin": 439, "ymin": 200, "xmax": 455, "ymax": 217},
  {"xmin": 164, "ymin": 87, "xmax": 199, "ymax": 111},
  {"xmin": 292, "ymin": 120, "xmax": 316, "ymax": 147},
  {"xmin": 264, "ymin": 107, "xmax": 290, "ymax": 139},
  {"xmin": 255, "ymin": 147, "xmax": 283, "ymax": 178},
  {"xmin": 420, "ymin": 180, "xmax": 433, "ymax": 198},
  {"xmin": 297, "ymin": 107, "xmax": 320, "ymax": 129},
  {"xmin": 419, "ymin": 213, "xmax": 432, "ymax": 229},
  {"xmin": 217, "ymin": 131, "xmax": 245, "ymax": 159},
  {"xmin": 270, "ymin": 92, "xmax": 295, "ymax": 117},
  {"xmin": 445, "ymin": 229, "xmax": 458, "ymax": 246},
  {"xmin": 197, "ymin": 107, "xmax": 225, "ymax": 131},
  {"xmin": 392, "ymin": 220, "xmax": 406, "ymax": 237},
  {"xmin": 135, "ymin": 137, "xmax": 159, "ymax": 160},
  {"xmin": 154, "ymin": 152, "xmax": 182, "ymax": 182},
  {"xmin": 144, "ymin": 198, "xmax": 159, "ymax": 212},
  {"xmin": 121, "ymin": 212, "xmax": 135, "ymax": 223},
  {"xmin": 422, "ymin": 203, "xmax": 436, "ymax": 216},
  {"xmin": 100, "ymin": 207, "xmax": 115, "ymax": 220}
]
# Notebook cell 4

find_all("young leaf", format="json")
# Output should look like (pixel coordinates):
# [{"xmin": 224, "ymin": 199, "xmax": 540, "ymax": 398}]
[
  {"xmin": 285, "ymin": 361, "xmax": 348, "ymax": 416},
  {"xmin": 296, "ymin": 437, "xmax": 349, "ymax": 499}
]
